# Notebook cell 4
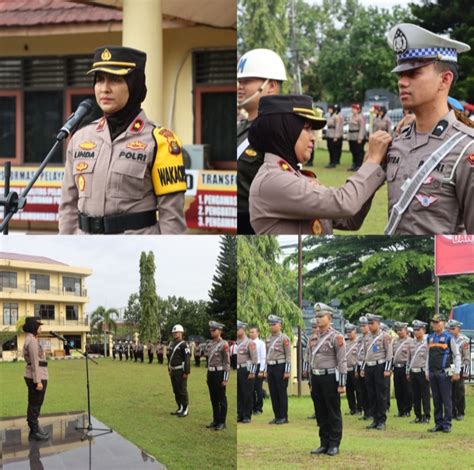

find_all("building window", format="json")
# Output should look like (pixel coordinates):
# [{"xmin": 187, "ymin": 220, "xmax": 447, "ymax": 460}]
[
  {"xmin": 0, "ymin": 271, "xmax": 17, "ymax": 289},
  {"xmin": 3, "ymin": 303, "xmax": 18, "ymax": 325},
  {"xmin": 30, "ymin": 274, "xmax": 50, "ymax": 291},
  {"xmin": 34, "ymin": 304, "xmax": 55, "ymax": 320},
  {"xmin": 0, "ymin": 95, "xmax": 18, "ymax": 159},
  {"xmin": 63, "ymin": 276, "xmax": 81, "ymax": 295},
  {"xmin": 66, "ymin": 305, "xmax": 78, "ymax": 321}
]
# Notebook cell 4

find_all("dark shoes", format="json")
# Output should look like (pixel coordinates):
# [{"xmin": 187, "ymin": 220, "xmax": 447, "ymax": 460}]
[
  {"xmin": 241, "ymin": 418, "xmax": 251, "ymax": 424},
  {"xmin": 375, "ymin": 423, "xmax": 386, "ymax": 431},
  {"xmin": 269, "ymin": 418, "xmax": 278, "ymax": 424},
  {"xmin": 359, "ymin": 415, "xmax": 371, "ymax": 421},
  {"xmin": 170, "ymin": 408, "xmax": 182, "ymax": 415},
  {"xmin": 326, "ymin": 447, "xmax": 339, "ymax": 456},
  {"xmin": 214, "ymin": 423, "xmax": 226, "ymax": 431},
  {"xmin": 206, "ymin": 422, "xmax": 217, "ymax": 429},
  {"xmin": 29, "ymin": 429, "xmax": 49, "ymax": 441},
  {"xmin": 325, "ymin": 164, "xmax": 336, "ymax": 169},
  {"xmin": 307, "ymin": 414, "xmax": 316, "ymax": 419},
  {"xmin": 366, "ymin": 422, "xmax": 378, "ymax": 429},
  {"xmin": 410, "ymin": 418, "xmax": 421, "ymax": 424},
  {"xmin": 310, "ymin": 446, "xmax": 339, "ymax": 456},
  {"xmin": 442, "ymin": 427, "xmax": 452, "ymax": 433},
  {"xmin": 177, "ymin": 407, "xmax": 188, "ymax": 417},
  {"xmin": 275, "ymin": 418, "xmax": 288, "ymax": 425},
  {"xmin": 310, "ymin": 446, "xmax": 328, "ymax": 455},
  {"xmin": 454, "ymin": 415, "xmax": 464, "ymax": 421},
  {"xmin": 428, "ymin": 426, "xmax": 443, "ymax": 433},
  {"xmin": 421, "ymin": 417, "xmax": 430, "ymax": 424}
]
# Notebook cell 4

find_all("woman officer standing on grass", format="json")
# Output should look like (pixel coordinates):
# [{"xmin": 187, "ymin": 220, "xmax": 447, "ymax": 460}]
[
  {"xmin": 59, "ymin": 45, "xmax": 187, "ymax": 235},
  {"xmin": 23, "ymin": 317, "xmax": 49, "ymax": 441}
]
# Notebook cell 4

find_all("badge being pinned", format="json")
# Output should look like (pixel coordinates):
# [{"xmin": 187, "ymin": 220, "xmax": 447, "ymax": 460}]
[
  {"xmin": 415, "ymin": 193, "xmax": 438, "ymax": 207},
  {"xmin": 130, "ymin": 118, "xmax": 144, "ymax": 134},
  {"xmin": 77, "ymin": 175, "xmax": 86, "ymax": 192},
  {"xmin": 278, "ymin": 160, "xmax": 290, "ymax": 171},
  {"xmin": 467, "ymin": 153, "xmax": 474, "ymax": 166}
]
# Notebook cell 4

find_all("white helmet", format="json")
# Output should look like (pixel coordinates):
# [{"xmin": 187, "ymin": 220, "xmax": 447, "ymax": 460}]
[
  {"xmin": 237, "ymin": 48, "xmax": 287, "ymax": 81},
  {"xmin": 172, "ymin": 324, "xmax": 184, "ymax": 333}
]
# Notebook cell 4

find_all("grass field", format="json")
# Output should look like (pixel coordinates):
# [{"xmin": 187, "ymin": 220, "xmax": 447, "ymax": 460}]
[
  {"xmin": 0, "ymin": 359, "xmax": 236, "ymax": 470},
  {"xmin": 237, "ymin": 387, "xmax": 474, "ymax": 470},
  {"xmin": 308, "ymin": 148, "xmax": 388, "ymax": 234}
]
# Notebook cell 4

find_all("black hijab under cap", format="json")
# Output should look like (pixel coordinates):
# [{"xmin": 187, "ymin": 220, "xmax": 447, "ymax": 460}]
[
  {"xmin": 95, "ymin": 69, "xmax": 147, "ymax": 141},
  {"xmin": 23, "ymin": 317, "xmax": 42, "ymax": 335},
  {"xmin": 248, "ymin": 112, "xmax": 306, "ymax": 171}
]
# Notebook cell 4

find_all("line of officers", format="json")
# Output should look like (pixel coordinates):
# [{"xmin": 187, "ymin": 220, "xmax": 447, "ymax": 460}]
[{"xmin": 237, "ymin": 304, "xmax": 471, "ymax": 457}]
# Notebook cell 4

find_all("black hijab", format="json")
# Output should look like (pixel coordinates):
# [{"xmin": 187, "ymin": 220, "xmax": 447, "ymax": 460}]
[
  {"xmin": 96, "ymin": 70, "xmax": 147, "ymax": 141},
  {"xmin": 248, "ymin": 113, "xmax": 306, "ymax": 171}
]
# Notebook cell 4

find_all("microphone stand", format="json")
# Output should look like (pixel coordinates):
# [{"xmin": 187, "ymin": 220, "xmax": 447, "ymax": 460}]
[{"xmin": 54, "ymin": 336, "xmax": 112, "ymax": 441}]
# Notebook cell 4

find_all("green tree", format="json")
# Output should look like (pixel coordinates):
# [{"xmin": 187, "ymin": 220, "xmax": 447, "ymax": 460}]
[
  {"xmin": 238, "ymin": 236, "xmax": 302, "ymax": 338},
  {"xmin": 89, "ymin": 306, "xmax": 120, "ymax": 335},
  {"xmin": 208, "ymin": 235, "xmax": 237, "ymax": 339},
  {"xmin": 139, "ymin": 251, "xmax": 160, "ymax": 342},
  {"xmin": 124, "ymin": 292, "xmax": 141, "ymax": 327},
  {"xmin": 410, "ymin": 0, "xmax": 474, "ymax": 101}
]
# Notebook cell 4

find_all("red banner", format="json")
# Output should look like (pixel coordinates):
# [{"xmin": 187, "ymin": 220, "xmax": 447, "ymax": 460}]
[{"xmin": 434, "ymin": 235, "xmax": 474, "ymax": 276}]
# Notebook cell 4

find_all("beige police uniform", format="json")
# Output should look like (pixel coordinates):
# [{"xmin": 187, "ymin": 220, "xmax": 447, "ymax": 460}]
[
  {"xmin": 304, "ymin": 327, "xmax": 347, "ymax": 375},
  {"xmin": 374, "ymin": 115, "xmax": 393, "ymax": 133},
  {"xmin": 59, "ymin": 110, "xmax": 187, "ymax": 234},
  {"xmin": 249, "ymin": 153, "xmax": 385, "ymax": 234},
  {"xmin": 387, "ymin": 110, "xmax": 474, "ymax": 234},
  {"xmin": 24, "ymin": 334, "xmax": 48, "ymax": 383},
  {"xmin": 347, "ymin": 114, "xmax": 365, "ymax": 142},
  {"xmin": 326, "ymin": 114, "xmax": 344, "ymax": 140}
]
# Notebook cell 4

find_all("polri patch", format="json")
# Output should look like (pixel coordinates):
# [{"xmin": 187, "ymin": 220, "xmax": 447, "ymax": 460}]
[{"xmin": 415, "ymin": 193, "xmax": 438, "ymax": 207}]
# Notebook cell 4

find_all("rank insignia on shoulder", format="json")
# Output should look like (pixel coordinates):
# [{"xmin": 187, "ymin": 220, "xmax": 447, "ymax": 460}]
[
  {"xmin": 130, "ymin": 118, "xmax": 145, "ymax": 134},
  {"xmin": 415, "ymin": 193, "xmax": 438, "ymax": 207},
  {"xmin": 245, "ymin": 148, "xmax": 257, "ymax": 157},
  {"xmin": 467, "ymin": 153, "xmax": 474, "ymax": 166},
  {"xmin": 75, "ymin": 162, "xmax": 89, "ymax": 172},
  {"xmin": 311, "ymin": 219, "xmax": 323, "ymax": 235},
  {"xmin": 79, "ymin": 141, "xmax": 96, "ymax": 150},
  {"xmin": 336, "ymin": 336, "xmax": 344, "ymax": 347},
  {"xmin": 96, "ymin": 117, "xmax": 106, "ymax": 131},
  {"xmin": 278, "ymin": 160, "xmax": 290, "ymax": 171},
  {"xmin": 432, "ymin": 120, "xmax": 448, "ymax": 137},
  {"xmin": 127, "ymin": 141, "xmax": 147, "ymax": 150}
]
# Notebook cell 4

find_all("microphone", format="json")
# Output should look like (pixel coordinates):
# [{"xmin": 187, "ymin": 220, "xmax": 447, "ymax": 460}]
[
  {"xmin": 50, "ymin": 331, "xmax": 68, "ymax": 343},
  {"xmin": 57, "ymin": 99, "xmax": 95, "ymax": 141}
]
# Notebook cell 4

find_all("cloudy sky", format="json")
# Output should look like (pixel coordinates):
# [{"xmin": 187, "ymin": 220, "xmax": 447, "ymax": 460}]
[
  {"xmin": 0, "ymin": 236, "xmax": 222, "ymax": 314},
  {"xmin": 309, "ymin": 0, "xmax": 421, "ymax": 8}
]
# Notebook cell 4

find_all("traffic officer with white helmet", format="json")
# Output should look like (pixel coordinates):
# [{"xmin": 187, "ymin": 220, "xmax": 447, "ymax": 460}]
[
  {"xmin": 168, "ymin": 324, "xmax": 191, "ymax": 417},
  {"xmin": 237, "ymin": 48, "xmax": 287, "ymax": 234},
  {"xmin": 384, "ymin": 23, "xmax": 474, "ymax": 235}
]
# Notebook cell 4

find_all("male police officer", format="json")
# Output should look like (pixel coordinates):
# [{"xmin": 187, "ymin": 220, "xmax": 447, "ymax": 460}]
[
  {"xmin": 385, "ymin": 23, "xmax": 473, "ymax": 235},
  {"xmin": 206, "ymin": 321, "xmax": 230, "ymax": 431},
  {"xmin": 392, "ymin": 322, "xmax": 413, "ymax": 417},
  {"xmin": 168, "ymin": 324, "xmax": 191, "ymax": 418},
  {"xmin": 237, "ymin": 49, "xmax": 287, "ymax": 234},
  {"xmin": 304, "ymin": 303, "xmax": 347, "ymax": 456},
  {"xmin": 447, "ymin": 319, "xmax": 470, "ymax": 420},
  {"xmin": 264, "ymin": 314, "xmax": 291, "ymax": 424},
  {"xmin": 360, "ymin": 314, "xmax": 393, "ymax": 430},
  {"xmin": 305, "ymin": 320, "xmax": 319, "ymax": 419},
  {"xmin": 426, "ymin": 314, "xmax": 461, "ymax": 432},
  {"xmin": 356, "ymin": 316, "xmax": 371, "ymax": 420},
  {"xmin": 407, "ymin": 320, "xmax": 431, "ymax": 423},
  {"xmin": 345, "ymin": 323, "xmax": 361, "ymax": 415},
  {"xmin": 236, "ymin": 321, "xmax": 258, "ymax": 423}
]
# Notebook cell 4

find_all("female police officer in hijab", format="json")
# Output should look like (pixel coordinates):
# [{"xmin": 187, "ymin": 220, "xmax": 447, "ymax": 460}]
[
  {"xmin": 59, "ymin": 46, "xmax": 187, "ymax": 234},
  {"xmin": 23, "ymin": 317, "xmax": 49, "ymax": 441},
  {"xmin": 248, "ymin": 95, "xmax": 389, "ymax": 234}
]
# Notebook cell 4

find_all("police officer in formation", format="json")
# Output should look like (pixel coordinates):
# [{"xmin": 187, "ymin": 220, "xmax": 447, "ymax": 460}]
[
  {"xmin": 347, "ymin": 104, "xmax": 366, "ymax": 171},
  {"xmin": 355, "ymin": 316, "xmax": 371, "ymax": 420},
  {"xmin": 392, "ymin": 322, "xmax": 413, "ymax": 417},
  {"xmin": 156, "ymin": 341, "xmax": 164, "ymax": 364},
  {"xmin": 237, "ymin": 48, "xmax": 287, "ymax": 234},
  {"xmin": 373, "ymin": 106, "xmax": 393, "ymax": 134},
  {"xmin": 112, "ymin": 340, "xmax": 117, "ymax": 360},
  {"xmin": 236, "ymin": 321, "xmax": 258, "ymax": 423},
  {"xmin": 325, "ymin": 104, "xmax": 344, "ymax": 168},
  {"xmin": 447, "ymin": 320, "xmax": 470, "ymax": 420},
  {"xmin": 168, "ymin": 324, "xmax": 191, "ymax": 418},
  {"xmin": 360, "ymin": 314, "xmax": 393, "ymax": 430},
  {"xmin": 118, "ymin": 340, "xmax": 123, "ymax": 361},
  {"xmin": 248, "ymin": 326, "xmax": 266, "ymax": 415},
  {"xmin": 344, "ymin": 323, "xmax": 361, "ymax": 415},
  {"xmin": 406, "ymin": 320, "xmax": 431, "ymax": 423},
  {"xmin": 305, "ymin": 321, "xmax": 319, "ymax": 420},
  {"xmin": 264, "ymin": 315, "xmax": 291, "ymax": 424},
  {"xmin": 206, "ymin": 321, "xmax": 230, "ymax": 431},
  {"xmin": 304, "ymin": 303, "xmax": 347, "ymax": 457},
  {"xmin": 124, "ymin": 340, "xmax": 130, "ymax": 361},
  {"xmin": 147, "ymin": 340, "xmax": 154, "ymax": 363},
  {"xmin": 385, "ymin": 23, "xmax": 473, "ymax": 235},
  {"xmin": 59, "ymin": 45, "xmax": 186, "ymax": 235},
  {"xmin": 426, "ymin": 314, "xmax": 461, "ymax": 433}
]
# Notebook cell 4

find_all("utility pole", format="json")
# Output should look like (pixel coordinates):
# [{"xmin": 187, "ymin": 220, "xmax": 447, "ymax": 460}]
[
  {"xmin": 297, "ymin": 233, "xmax": 303, "ymax": 396},
  {"xmin": 290, "ymin": 0, "xmax": 302, "ymax": 94}
]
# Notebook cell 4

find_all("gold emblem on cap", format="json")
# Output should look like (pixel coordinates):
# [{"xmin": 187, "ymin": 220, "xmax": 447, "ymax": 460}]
[{"xmin": 101, "ymin": 48, "xmax": 112, "ymax": 61}]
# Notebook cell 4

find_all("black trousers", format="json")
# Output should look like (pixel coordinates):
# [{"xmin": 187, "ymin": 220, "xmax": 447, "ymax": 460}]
[
  {"xmin": 118, "ymin": 351, "xmax": 123, "ymax": 361},
  {"xmin": 327, "ymin": 137, "xmax": 335, "ymax": 164},
  {"xmin": 386, "ymin": 375, "xmax": 391, "ymax": 411},
  {"xmin": 207, "ymin": 371, "xmax": 227, "ymax": 425},
  {"xmin": 157, "ymin": 354, "xmax": 164, "ymax": 364},
  {"xmin": 267, "ymin": 363, "xmax": 288, "ymax": 420},
  {"xmin": 429, "ymin": 370, "xmax": 452, "ymax": 429},
  {"xmin": 195, "ymin": 356, "xmax": 201, "ymax": 367},
  {"xmin": 112, "ymin": 350, "xmax": 116, "ymax": 360},
  {"xmin": 231, "ymin": 355, "xmax": 237, "ymax": 370},
  {"xmin": 452, "ymin": 378, "xmax": 465, "ymax": 417},
  {"xmin": 140, "ymin": 351, "xmax": 144, "ymax": 363},
  {"xmin": 348, "ymin": 140, "xmax": 365, "ymax": 168},
  {"xmin": 124, "ymin": 351, "xmax": 129, "ymax": 360},
  {"xmin": 237, "ymin": 367, "xmax": 254, "ymax": 420},
  {"xmin": 170, "ymin": 370, "xmax": 188, "ymax": 408},
  {"xmin": 394, "ymin": 366, "xmax": 412, "ymax": 415},
  {"xmin": 365, "ymin": 364, "xmax": 387, "ymax": 425},
  {"xmin": 346, "ymin": 370, "xmax": 360, "ymax": 413},
  {"xmin": 238, "ymin": 211, "xmax": 256, "ymax": 235},
  {"xmin": 25, "ymin": 378, "xmax": 47, "ymax": 431},
  {"xmin": 356, "ymin": 372, "xmax": 371, "ymax": 417},
  {"xmin": 311, "ymin": 374, "xmax": 342, "ymax": 448},
  {"xmin": 148, "ymin": 352, "xmax": 154, "ymax": 363},
  {"xmin": 410, "ymin": 372, "xmax": 431, "ymax": 419},
  {"xmin": 253, "ymin": 365, "xmax": 264, "ymax": 413},
  {"xmin": 327, "ymin": 138, "xmax": 343, "ymax": 165}
]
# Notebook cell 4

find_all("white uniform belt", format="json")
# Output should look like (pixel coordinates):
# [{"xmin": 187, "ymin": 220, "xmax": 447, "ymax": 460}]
[
  {"xmin": 267, "ymin": 359, "xmax": 286, "ymax": 365},
  {"xmin": 366, "ymin": 360, "xmax": 386, "ymax": 366},
  {"xmin": 347, "ymin": 366, "xmax": 355, "ymax": 372},
  {"xmin": 237, "ymin": 364, "xmax": 248, "ymax": 370},
  {"xmin": 208, "ymin": 366, "xmax": 224, "ymax": 371},
  {"xmin": 169, "ymin": 364, "xmax": 184, "ymax": 371},
  {"xmin": 410, "ymin": 368, "xmax": 425, "ymax": 373},
  {"xmin": 312, "ymin": 368, "xmax": 336, "ymax": 375},
  {"xmin": 394, "ymin": 363, "xmax": 407, "ymax": 368}
]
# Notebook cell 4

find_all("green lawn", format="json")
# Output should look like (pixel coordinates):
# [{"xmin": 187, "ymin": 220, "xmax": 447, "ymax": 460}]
[
  {"xmin": 0, "ymin": 359, "xmax": 236, "ymax": 470},
  {"xmin": 238, "ymin": 387, "xmax": 474, "ymax": 469},
  {"xmin": 308, "ymin": 148, "xmax": 388, "ymax": 234}
]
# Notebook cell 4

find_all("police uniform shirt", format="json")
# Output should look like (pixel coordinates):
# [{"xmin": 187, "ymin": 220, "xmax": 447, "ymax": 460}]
[
  {"xmin": 168, "ymin": 339, "xmax": 191, "ymax": 374},
  {"xmin": 237, "ymin": 335, "xmax": 258, "ymax": 373},
  {"xmin": 392, "ymin": 336, "xmax": 413, "ymax": 366},
  {"xmin": 237, "ymin": 119, "xmax": 265, "ymax": 214},
  {"xmin": 207, "ymin": 338, "xmax": 231, "ymax": 380},
  {"xmin": 59, "ymin": 110, "xmax": 187, "ymax": 234},
  {"xmin": 387, "ymin": 110, "xmax": 474, "ymax": 234},
  {"xmin": 373, "ymin": 115, "xmax": 393, "ymax": 134},
  {"xmin": 348, "ymin": 114, "xmax": 365, "ymax": 141},
  {"xmin": 362, "ymin": 330, "xmax": 393, "ymax": 371},
  {"xmin": 264, "ymin": 332, "xmax": 291, "ymax": 373},
  {"xmin": 345, "ymin": 337, "xmax": 360, "ymax": 369},
  {"xmin": 406, "ymin": 337, "xmax": 428, "ymax": 372},
  {"xmin": 326, "ymin": 115, "xmax": 337, "ymax": 139},
  {"xmin": 425, "ymin": 330, "xmax": 461, "ymax": 373},
  {"xmin": 249, "ymin": 153, "xmax": 385, "ymax": 234},
  {"xmin": 454, "ymin": 335, "xmax": 471, "ymax": 376},
  {"xmin": 23, "ymin": 334, "xmax": 48, "ymax": 383},
  {"xmin": 356, "ymin": 333, "xmax": 368, "ymax": 368}
]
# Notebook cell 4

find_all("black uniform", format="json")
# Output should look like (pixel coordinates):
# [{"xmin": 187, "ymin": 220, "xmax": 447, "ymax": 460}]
[
  {"xmin": 118, "ymin": 342, "xmax": 123, "ymax": 361},
  {"xmin": 168, "ymin": 339, "xmax": 191, "ymax": 411}
]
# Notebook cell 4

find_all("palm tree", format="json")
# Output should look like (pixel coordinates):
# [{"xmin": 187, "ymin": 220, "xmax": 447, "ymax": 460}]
[{"xmin": 89, "ymin": 306, "xmax": 119, "ymax": 356}]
